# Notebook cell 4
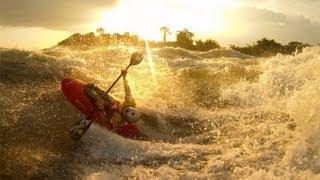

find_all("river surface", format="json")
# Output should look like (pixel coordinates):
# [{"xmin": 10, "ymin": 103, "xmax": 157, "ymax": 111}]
[{"xmin": 1, "ymin": 45, "xmax": 320, "ymax": 179}]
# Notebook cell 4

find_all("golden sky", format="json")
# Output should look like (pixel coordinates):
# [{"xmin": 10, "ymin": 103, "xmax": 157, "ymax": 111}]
[
  {"xmin": 96, "ymin": 0, "xmax": 235, "ymax": 40},
  {"xmin": 1, "ymin": 0, "xmax": 320, "ymax": 49}
]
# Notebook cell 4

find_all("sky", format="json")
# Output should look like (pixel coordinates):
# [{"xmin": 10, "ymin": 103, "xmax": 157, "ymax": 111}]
[{"xmin": 1, "ymin": 0, "xmax": 320, "ymax": 49}]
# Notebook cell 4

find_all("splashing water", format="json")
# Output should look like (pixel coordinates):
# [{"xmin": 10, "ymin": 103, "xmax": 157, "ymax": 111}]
[
  {"xmin": 0, "ymin": 46, "xmax": 320, "ymax": 179},
  {"xmin": 145, "ymin": 40, "xmax": 157, "ymax": 84}
]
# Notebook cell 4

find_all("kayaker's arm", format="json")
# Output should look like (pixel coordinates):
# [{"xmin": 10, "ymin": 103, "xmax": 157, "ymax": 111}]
[{"xmin": 122, "ymin": 70, "xmax": 136, "ymax": 107}]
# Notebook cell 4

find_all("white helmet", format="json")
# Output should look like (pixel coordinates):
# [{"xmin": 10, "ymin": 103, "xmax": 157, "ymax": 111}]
[{"xmin": 122, "ymin": 107, "xmax": 141, "ymax": 123}]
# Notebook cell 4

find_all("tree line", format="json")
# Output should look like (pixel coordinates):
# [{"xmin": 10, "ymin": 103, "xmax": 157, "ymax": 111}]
[
  {"xmin": 58, "ymin": 27, "xmax": 311, "ymax": 57},
  {"xmin": 58, "ymin": 30, "xmax": 140, "ymax": 47},
  {"xmin": 58, "ymin": 27, "xmax": 221, "ymax": 52},
  {"xmin": 230, "ymin": 38, "xmax": 310, "ymax": 57}
]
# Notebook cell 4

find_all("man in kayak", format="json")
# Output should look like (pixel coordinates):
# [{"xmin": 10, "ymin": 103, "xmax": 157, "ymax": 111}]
[
  {"xmin": 84, "ymin": 69, "xmax": 141, "ymax": 128},
  {"xmin": 65, "ymin": 52, "xmax": 145, "ymax": 140}
]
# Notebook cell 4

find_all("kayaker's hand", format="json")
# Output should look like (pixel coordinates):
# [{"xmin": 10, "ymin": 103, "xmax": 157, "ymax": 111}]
[{"xmin": 121, "ymin": 69, "xmax": 127, "ymax": 76}]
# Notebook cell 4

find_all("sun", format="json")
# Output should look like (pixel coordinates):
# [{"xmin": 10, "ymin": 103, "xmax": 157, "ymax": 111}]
[
  {"xmin": 97, "ymin": 0, "xmax": 166, "ymax": 40},
  {"xmin": 96, "ymin": 0, "xmax": 236, "ymax": 40}
]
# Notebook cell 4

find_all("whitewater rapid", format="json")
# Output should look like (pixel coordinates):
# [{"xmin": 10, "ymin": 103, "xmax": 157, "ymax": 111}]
[{"xmin": 0, "ymin": 46, "xmax": 319, "ymax": 179}]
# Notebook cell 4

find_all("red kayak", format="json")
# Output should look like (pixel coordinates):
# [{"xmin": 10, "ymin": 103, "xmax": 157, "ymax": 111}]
[{"xmin": 61, "ymin": 77, "xmax": 140, "ymax": 140}]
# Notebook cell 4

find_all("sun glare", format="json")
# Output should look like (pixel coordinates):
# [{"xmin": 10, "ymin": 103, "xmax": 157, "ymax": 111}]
[
  {"xmin": 96, "ymin": 0, "xmax": 236, "ymax": 40},
  {"xmin": 145, "ymin": 41, "xmax": 157, "ymax": 84}
]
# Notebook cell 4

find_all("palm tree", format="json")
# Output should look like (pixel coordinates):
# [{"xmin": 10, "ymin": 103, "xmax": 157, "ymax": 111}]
[{"xmin": 160, "ymin": 26, "xmax": 170, "ymax": 44}]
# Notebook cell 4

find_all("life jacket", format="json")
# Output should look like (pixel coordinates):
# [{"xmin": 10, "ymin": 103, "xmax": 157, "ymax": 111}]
[{"xmin": 84, "ymin": 84, "xmax": 141, "ymax": 138}]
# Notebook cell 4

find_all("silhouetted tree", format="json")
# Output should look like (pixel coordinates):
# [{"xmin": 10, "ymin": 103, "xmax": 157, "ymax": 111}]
[
  {"xmin": 203, "ymin": 39, "xmax": 221, "ymax": 50},
  {"xmin": 284, "ymin": 41, "xmax": 310, "ymax": 54},
  {"xmin": 256, "ymin": 38, "xmax": 282, "ymax": 56},
  {"xmin": 195, "ymin": 40, "xmax": 204, "ymax": 50},
  {"xmin": 176, "ymin": 28, "xmax": 194, "ymax": 49},
  {"xmin": 194, "ymin": 39, "xmax": 221, "ymax": 51},
  {"xmin": 160, "ymin": 26, "xmax": 170, "ymax": 44}
]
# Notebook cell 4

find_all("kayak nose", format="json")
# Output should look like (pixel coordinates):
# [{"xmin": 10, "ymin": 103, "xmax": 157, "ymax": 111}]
[{"xmin": 61, "ymin": 77, "xmax": 74, "ymax": 91}]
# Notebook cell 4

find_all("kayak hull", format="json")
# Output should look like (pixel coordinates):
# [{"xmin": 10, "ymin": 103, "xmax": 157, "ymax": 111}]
[{"xmin": 61, "ymin": 77, "xmax": 140, "ymax": 139}]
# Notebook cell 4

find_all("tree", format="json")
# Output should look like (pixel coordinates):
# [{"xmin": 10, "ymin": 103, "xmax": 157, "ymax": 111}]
[
  {"xmin": 160, "ymin": 26, "xmax": 170, "ymax": 44},
  {"xmin": 176, "ymin": 28, "xmax": 194, "ymax": 49},
  {"xmin": 195, "ymin": 40, "xmax": 204, "ymax": 50},
  {"xmin": 96, "ymin": 27, "xmax": 105, "ymax": 35},
  {"xmin": 194, "ymin": 39, "xmax": 220, "ymax": 51},
  {"xmin": 256, "ymin": 38, "xmax": 281, "ymax": 49},
  {"xmin": 284, "ymin": 41, "xmax": 310, "ymax": 54},
  {"xmin": 204, "ymin": 39, "xmax": 221, "ymax": 50}
]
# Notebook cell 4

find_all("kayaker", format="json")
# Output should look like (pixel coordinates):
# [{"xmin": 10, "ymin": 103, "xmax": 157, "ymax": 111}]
[
  {"xmin": 84, "ymin": 69, "xmax": 141, "ymax": 127},
  {"xmin": 65, "ymin": 52, "xmax": 144, "ymax": 140}
]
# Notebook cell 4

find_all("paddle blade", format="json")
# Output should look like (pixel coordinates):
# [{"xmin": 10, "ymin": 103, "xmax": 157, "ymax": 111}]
[{"xmin": 130, "ymin": 52, "xmax": 144, "ymax": 66}]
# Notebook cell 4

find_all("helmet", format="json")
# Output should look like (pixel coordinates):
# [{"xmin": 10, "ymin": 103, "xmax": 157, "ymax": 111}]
[{"xmin": 122, "ymin": 107, "xmax": 141, "ymax": 123}]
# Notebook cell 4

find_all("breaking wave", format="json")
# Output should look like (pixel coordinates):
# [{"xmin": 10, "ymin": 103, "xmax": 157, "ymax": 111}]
[{"xmin": 1, "ymin": 45, "xmax": 319, "ymax": 179}]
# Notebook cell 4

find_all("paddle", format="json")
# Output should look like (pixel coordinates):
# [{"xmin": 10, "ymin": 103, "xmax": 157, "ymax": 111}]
[{"xmin": 104, "ymin": 51, "xmax": 144, "ymax": 95}]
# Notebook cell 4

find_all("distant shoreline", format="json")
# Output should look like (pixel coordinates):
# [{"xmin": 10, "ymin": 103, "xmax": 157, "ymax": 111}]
[{"xmin": 56, "ymin": 28, "xmax": 311, "ymax": 57}]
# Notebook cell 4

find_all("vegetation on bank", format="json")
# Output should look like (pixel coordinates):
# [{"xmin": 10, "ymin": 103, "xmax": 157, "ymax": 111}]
[
  {"xmin": 58, "ymin": 27, "xmax": 311, "ymax": 57},
  {"xmin": 147, "ymin": 28, "xmax": 221, "ymax": 51},
  {"xmin": 58, "ymin": 27, "xmax": 221, "ymax": 52},
  {"xmin": 230, "ymin": 38, "xmax": 310, "ymax": 57},
  {"xmin": 58, "ymin": 31, "xmax": 141, "ymax": 47}
]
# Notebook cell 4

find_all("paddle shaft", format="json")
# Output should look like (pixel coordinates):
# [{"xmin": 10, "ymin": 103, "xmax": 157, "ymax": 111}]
[{"xmin": 104, "ymin": 64, "xmax": 131, "ymax": 96}]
